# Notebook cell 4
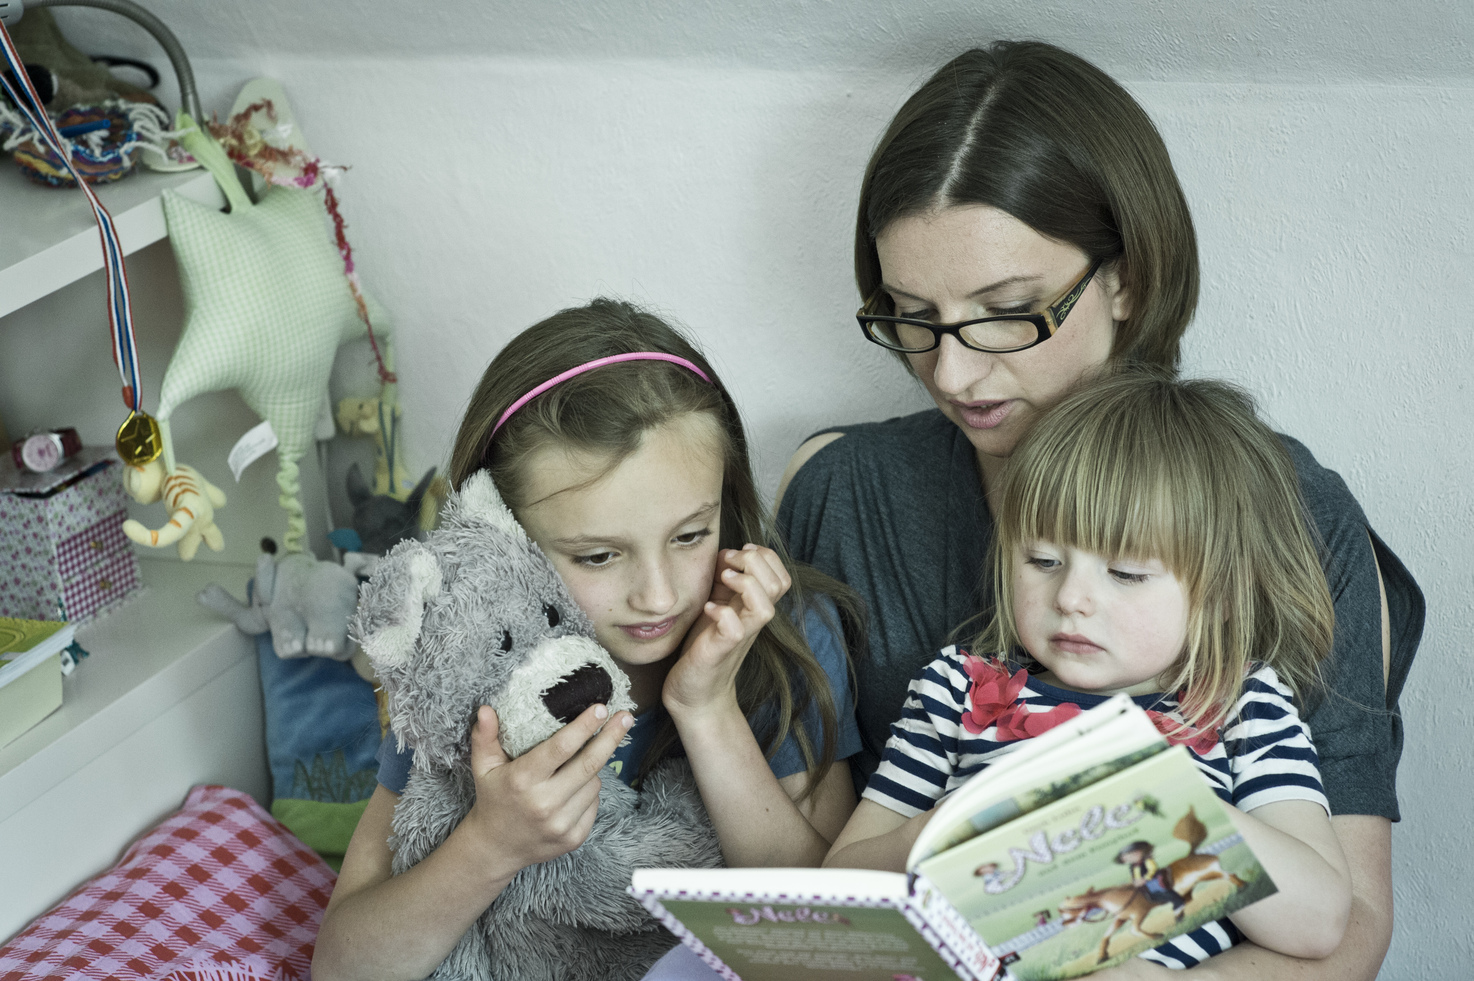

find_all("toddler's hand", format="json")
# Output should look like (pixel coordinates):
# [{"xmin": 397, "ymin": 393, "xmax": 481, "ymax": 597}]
[
  {"xmin": 663, "ymin": 544, "xmax": 791, "ymax": 717},
  {"xmin": 1087, "ymin": 958, "xmax": 1173, "ymax": 979},
  {"xmin": 463, "ymin": 702, "xmax": 634, "ymax": 878}
]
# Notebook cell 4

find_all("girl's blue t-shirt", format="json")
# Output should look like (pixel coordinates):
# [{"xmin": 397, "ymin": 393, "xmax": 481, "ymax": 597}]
[{"xmin": 375, "ymin": 599, "xmax": 860, "ymax": 793}]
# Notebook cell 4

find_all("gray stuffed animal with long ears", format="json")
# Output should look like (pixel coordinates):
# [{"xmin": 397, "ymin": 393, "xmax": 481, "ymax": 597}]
[
  {"xmin": 353, "ymin": 470, "xmax": 722, "ymax": 981},
  {"xmin": 197, "ymin": 538, "xmax": 359, "ymax": 659}
]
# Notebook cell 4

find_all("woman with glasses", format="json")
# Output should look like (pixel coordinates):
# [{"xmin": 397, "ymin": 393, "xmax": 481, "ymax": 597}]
[{"xmin": 776, "ymin": 40, "xmax": 1422, "ymax": 980}]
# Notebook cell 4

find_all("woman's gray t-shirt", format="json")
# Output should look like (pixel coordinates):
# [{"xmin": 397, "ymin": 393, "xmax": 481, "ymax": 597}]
[{"xmin": 776, "ymin": 409, "xmax": 1423, "ymax": 821}]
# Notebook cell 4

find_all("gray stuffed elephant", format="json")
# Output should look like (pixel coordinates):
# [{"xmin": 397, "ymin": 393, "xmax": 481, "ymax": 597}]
[
  {"xmin": 197, "ymin": 539, "xmax": 360, "ymax": 659},
  {"xmin": 353, "ymin": 470, "xmax": 722, "ymax": 981}
]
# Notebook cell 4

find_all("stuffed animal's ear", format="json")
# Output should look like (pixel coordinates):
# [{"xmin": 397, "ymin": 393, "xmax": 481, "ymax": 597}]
[
  {"xmin": 253, "ymin": 552, "xmax": 276, "ymax": 604},
  {"xmin": 353, "ymin": 541, "xmax": 443, "ymax": 671},
  {"xmin": 456, "ymin": 470, "xmax": 525, "ymax": 539},
  {"xmin": 346, "ymin": 462, "xmax": 372, "ymax": 506}
]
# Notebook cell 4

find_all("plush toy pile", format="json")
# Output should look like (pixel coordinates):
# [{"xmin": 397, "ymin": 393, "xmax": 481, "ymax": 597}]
[{"xmin": 354, "ymin": 471, "xmax": 722, "ymax": 981}]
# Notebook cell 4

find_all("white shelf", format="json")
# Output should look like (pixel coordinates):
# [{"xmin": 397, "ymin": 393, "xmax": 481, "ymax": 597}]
[
  {"xmin": 0, "ymin": 556, "xmax": 269, "ymax": 943},
  {"xmin": 0, "ymin": 163, "xmax": 225, "ymax": 318}
]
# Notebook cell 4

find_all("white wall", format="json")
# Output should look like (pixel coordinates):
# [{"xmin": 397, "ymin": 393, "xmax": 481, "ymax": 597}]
[
  {"xmin": 253, "ymin": 57, "xmax": 933, "ymax": 494},
  {"xmin": 3, "ymin": 6, "xmax": 1467, "ymax": 973},
  {"xmin": 1155, "ymin": 82, "xmax": 1472, "ymax": 978}
]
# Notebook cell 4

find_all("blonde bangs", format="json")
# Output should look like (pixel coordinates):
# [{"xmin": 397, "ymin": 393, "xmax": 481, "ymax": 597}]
[
  {"xmin": 1004, "ymin": 393, "xmax": 1207, "ymax": 590},
  {"xmin": 978, "ymin": 371, "xmax": 1334, "ymax": 731}
]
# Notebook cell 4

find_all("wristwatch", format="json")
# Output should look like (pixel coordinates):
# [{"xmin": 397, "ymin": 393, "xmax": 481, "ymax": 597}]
[{"xmin": 12, "ymin": 427, "xmax": 82, "ymax": 472}]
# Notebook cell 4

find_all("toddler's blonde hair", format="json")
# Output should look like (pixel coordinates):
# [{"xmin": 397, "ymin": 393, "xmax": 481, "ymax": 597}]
[{"xmin": 976, "ymin": 370, "xmax": 1334, "ymax": 730}]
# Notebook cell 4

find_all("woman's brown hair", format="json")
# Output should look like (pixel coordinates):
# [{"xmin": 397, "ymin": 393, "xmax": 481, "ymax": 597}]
[
  {"xmin": 975, "ymin": 370, "xmax": 1334, "ymax": 730},
  {"xmin": 449, "ymin": 298, "xmax": 859, "ymax": 795},
  {"xmin": 856, "ymin": 40, "xmax": 1198, "ymax": 372}
]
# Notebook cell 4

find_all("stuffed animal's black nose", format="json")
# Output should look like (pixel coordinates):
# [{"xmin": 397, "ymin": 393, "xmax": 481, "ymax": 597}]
[{"xmin": 542, "ymin": 663, "xmax": 615, "ymax": 724}]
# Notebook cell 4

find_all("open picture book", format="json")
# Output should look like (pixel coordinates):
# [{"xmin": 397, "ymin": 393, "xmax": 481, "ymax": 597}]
[{"xmin": 630, "ymin": 695, "xmax": 1275, "ymax": 981}]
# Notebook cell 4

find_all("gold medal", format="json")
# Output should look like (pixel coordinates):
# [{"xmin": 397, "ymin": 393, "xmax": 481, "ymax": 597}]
[{"xmin": 115, "ymin": 410, "xmax": 163, "ymax": 465}]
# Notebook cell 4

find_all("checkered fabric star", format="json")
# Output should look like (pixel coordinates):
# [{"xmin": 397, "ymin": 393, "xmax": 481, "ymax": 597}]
[{"xmin": 156, "ymin": 119, "xmax": 386, "ymax": 552}]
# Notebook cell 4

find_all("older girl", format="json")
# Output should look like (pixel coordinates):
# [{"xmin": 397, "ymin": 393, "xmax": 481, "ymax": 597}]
[{"xmin": 315, "ymin": 299, "xmax": 860, "ymax": 981}]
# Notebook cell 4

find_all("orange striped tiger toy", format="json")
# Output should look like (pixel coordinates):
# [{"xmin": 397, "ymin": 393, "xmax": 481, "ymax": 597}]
[{"xmin": 121, "ymin": 459, "xmax": 228, "ymax": 561}]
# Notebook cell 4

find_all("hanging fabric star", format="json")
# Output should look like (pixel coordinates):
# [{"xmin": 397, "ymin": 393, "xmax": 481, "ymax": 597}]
[{"xmin": 156, "ymin": 113, "xmax": 388, "ymax": 552}]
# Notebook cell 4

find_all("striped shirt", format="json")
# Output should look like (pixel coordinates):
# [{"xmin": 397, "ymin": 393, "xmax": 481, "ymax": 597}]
[{"xmin": 863, "ymin": 647, "xmax": 1329, "ymax": 969}]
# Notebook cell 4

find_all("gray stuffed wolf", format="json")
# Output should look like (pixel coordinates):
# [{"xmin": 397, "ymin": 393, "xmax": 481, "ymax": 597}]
[{"xmin": 354, "ymin": 470, "xmax": 722, "ymax": 980}]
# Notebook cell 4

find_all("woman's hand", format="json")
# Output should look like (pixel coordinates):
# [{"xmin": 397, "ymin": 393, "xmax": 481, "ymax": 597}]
[
  {"xmin": 461, "ymin": 702, "xmax": 635, "ymax": 878},
  {"xmin": 662, "ymin": 544, "xmax": 792, "ymax": 720}
]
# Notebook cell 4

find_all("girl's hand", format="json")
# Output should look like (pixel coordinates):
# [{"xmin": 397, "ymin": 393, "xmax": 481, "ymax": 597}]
[
  {"xmin": 663, "ymin": 544, "xmax": 792, "ymax": 718},
  {"xmin": 462, "ymin": 702, "xmax": 634, "ymax": 878}
]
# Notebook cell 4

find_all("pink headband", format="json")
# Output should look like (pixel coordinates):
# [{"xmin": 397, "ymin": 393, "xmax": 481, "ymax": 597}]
[{"xmin": 490, "ymin": 352, "xmax": 713, "ymax": 438}]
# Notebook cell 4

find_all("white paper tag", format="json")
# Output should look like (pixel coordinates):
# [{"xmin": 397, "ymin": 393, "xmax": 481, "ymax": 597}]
[{"xmin": 228, "ymin": 420, "xmax": 279, "ymax": 482}]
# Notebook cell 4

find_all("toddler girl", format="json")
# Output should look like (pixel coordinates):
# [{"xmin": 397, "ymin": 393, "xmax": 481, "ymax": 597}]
[
  {"xmin": 825, "ymin": 371, "xmax": 1352, "ymax": 968},
  {"xmin": 315, "ymin": 298, "xmax": 861, "ymax": 981}
]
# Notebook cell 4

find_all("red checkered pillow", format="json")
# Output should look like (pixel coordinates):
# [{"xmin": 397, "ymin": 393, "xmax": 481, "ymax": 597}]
[{"xmin": 0, "ymin": 785, "xmax": 336, "ymax": 981}]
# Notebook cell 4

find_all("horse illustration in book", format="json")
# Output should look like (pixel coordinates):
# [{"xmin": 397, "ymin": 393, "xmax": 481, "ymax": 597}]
[{"xmin": 1058, "ymin": 807, "xmax": 1247, "ymax": 965}]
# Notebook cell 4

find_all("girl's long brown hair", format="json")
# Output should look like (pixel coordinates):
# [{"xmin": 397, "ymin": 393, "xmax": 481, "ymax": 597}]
[
  {"xmin": 974, "ymin": 370, "xmax": 1334, "ymax": 731},
  {"xmin": 450, "ymin": 298, "xmax": 860, "ymax": 796}
]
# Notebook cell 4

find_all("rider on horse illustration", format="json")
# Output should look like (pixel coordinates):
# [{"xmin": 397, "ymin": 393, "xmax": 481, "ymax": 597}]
[{"xmin": 1114, "ymin": 840, "xmax": 1188, "ymax": 916}]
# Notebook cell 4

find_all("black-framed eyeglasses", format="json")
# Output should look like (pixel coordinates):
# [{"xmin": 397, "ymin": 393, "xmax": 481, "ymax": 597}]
[{"xmin": 857, "ymin": 258, "xmax": 1104, "ymax": 354}]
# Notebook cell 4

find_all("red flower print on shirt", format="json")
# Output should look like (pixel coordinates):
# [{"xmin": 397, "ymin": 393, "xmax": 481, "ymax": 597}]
[
  {"xmin": 994, "ymin": 701, "xmax": 1082, "ymax": 741},
  {"xmin": 961, "ymin": 656, "xmax": 1028, "ymax": 734},
  {"xmin": 1146, "ymin": 710, "xmax": 1221, "ymax": 755},
  {"xmin": 960, "ymin": 655, "xmax": 1085, "ymax": 740}
]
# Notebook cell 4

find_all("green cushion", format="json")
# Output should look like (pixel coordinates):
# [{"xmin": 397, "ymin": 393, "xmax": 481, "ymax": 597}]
[{"xmin": 270, "ymin": 797, "xmax": 372, "ymax": 873}]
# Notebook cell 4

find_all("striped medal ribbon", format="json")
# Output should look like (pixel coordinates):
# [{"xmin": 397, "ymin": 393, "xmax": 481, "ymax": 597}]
[{"xmin": 1, "ymin": 20, "xmax": 162, "ymax": 465}]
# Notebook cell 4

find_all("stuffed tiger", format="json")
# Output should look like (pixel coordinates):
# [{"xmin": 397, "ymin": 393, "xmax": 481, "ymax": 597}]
[{"xmin": 121, "ymin": 459, "xmax": 228, "ymax": 561}]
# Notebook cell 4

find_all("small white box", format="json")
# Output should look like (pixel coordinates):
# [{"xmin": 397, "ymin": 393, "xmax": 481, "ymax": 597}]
[
  {"xmin": 0, "ymin": 652, "xmax": 62, "ymax": 749},
  {"xmin": 0, "ymin": 620, "xmax": 73, "ymax": 749}
]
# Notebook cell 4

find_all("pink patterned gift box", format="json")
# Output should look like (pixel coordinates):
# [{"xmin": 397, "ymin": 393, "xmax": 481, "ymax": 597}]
[{"xmin": 0, "ymin": 447, "xmax": 141, "ymax": 623}]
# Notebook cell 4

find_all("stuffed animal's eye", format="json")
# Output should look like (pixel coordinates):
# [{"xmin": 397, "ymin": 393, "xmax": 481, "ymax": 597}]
[
  {"xmin": 544, "ymin": 604, "xmax": 561, "ymax": 628},
  {"xmin": 498, "ymin": 629, "xmax": 513, "ymax": 654}
]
